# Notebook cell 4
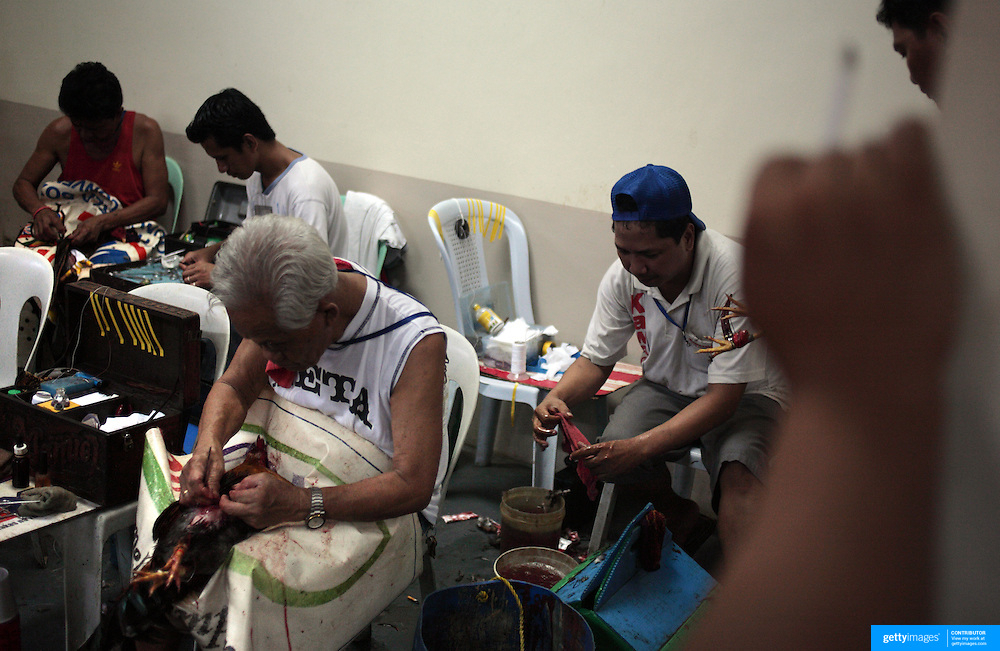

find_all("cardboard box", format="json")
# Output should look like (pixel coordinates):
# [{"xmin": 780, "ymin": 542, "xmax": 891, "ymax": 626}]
[{"xmin": 0, "ymin": 281, "xmax": 199, "ymax": 505}]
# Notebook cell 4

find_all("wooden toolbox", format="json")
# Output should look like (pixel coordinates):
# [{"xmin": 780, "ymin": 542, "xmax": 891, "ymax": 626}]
[{"xmin": 0, "ymin": 281, "xmax": 199, "ymax": 505}]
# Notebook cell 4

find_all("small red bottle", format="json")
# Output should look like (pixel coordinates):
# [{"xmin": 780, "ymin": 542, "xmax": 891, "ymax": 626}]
[{"xmin": 33, "ymin": 452, "xmax": 51, "ymax": 488}]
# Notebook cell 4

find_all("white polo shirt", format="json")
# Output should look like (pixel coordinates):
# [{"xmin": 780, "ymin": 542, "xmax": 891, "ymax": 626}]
[{"xmin": 581, "ymin": 229, "xmax": 787, "ymax": 407}]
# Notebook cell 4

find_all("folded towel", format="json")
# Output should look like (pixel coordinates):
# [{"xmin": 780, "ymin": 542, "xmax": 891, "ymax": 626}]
[{"xmin": 17, "ymin": 486, "xmax": 78, "ymax": 517}]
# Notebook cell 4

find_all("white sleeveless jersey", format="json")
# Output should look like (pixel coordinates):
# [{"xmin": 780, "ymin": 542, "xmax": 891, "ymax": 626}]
[{"xmin": 272, "ymin": 259, "xmax": 447, "ymax": 521}]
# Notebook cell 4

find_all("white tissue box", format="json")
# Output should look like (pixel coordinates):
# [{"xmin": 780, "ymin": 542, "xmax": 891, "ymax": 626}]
[{"xmin": 482, "ymin": 329, "xmax": 546, "ymax": 367}]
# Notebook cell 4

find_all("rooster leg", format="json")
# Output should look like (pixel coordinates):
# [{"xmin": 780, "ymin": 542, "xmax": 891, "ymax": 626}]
[
  {"xmin": 130, "ymin": 568, "xmax": 170, "ymax": 595},
  {"xmin": 712, "ymin": 295, "xmax": 751, "ymax": 322},
  {"xmin": 696, "ymin": 336, "xmax": 735, "ymax": 357},
  {"xmin": 130, "ymin": 537, "xmax": 192, "ymax": 595},
  {"xmin": 162, "ymin": 538, "xmax": 191, "ymax": 591}
]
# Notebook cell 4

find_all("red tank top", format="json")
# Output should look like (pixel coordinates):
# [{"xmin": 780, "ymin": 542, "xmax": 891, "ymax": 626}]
[{"xmin": 59, "ymin": 110, "xmax": 145, "ymax": 207}]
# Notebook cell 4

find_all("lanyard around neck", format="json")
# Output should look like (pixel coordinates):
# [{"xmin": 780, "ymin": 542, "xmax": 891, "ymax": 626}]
[
  {"xmin": 329, "ymin": 266, "xmax": 435, "ymax": 349},
  {"xmin": 652, "ymin": 297, "xmax": 690, "ymax": 335}
]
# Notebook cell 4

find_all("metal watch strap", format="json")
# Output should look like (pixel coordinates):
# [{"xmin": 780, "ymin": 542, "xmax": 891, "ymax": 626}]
[{"xmin": 307, "ymin": 487, "xmax": 325, "ymax": 528}]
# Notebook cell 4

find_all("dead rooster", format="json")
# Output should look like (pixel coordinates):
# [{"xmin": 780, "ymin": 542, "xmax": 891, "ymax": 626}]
[{"xmin": 86, "ymin": 436, "xmax": 276, "ymax": 648}]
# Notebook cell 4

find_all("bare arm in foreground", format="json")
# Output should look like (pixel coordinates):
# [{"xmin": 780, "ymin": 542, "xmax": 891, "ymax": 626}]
[{"xmin": 687, "ymin": 121, "xmax": 959, "ymax": 649}]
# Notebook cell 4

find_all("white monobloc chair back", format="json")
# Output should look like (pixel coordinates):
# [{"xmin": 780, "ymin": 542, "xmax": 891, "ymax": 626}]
[
  {"xmin": 427, "ymin": 198, "xmax": 533, "ymax": 336},
  {"xmin": 416, "ymin": 324, "xmax": 479, "ymax": 600},
  {"xmin": 440, "ymin": 325, "xmax": 480, "ymax": 500},
  {"xmin": 0, "ymin": 247, "xmax": 55, "ymax": 386},
  {"xmin": 428, "ymin": 199, "xmax": 559, "ymax": 490},
  {"xmin": 165, "ymin": 155, "xmax": 184, "ymax": 233},
  {"xmin": 129, "ymin": 283, "xmax": 231, "ymax": 381}
]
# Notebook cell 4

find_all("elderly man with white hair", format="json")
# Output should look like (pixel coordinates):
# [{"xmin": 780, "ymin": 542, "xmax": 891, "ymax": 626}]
[
  {"xmin": 127, "ymin": 214, "xmax": 446, "ymax": 649},
  {"xmin": 180, "ymin": 213, "xmax": 446, "ymax": 528}
]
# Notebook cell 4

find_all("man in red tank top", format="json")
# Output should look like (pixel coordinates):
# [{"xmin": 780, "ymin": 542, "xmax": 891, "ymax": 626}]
[{"xmin": 12, "ymin": 62, "xmax": 169, "ymax": 247}]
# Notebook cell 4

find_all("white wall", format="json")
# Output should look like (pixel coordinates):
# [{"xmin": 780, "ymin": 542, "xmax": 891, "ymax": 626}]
[{"xmin": 1, "ymin": 1, "xmax": 931, "ymax": 234}]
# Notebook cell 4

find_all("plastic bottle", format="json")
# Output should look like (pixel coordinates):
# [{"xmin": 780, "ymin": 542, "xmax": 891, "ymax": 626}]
[
  {"xmin": 11, "ymin": 438, "xmax": 29, "ymax": 490},
  {"xmin": 472, "ymin": 303, "xmax": 504, "ymax": 335},
  {"xmin": 507, "ymin": 341, "xmax": 529, "ymax": 381},
  {"xmin": 51, "ymin": 388, "xmax": 70, "ymax": 411}
]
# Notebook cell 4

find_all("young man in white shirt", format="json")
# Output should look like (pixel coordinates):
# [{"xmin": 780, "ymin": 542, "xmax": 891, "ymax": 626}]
[{"xmin": 180, "ymin": 88, "xmax": 348, "ymax": 289}]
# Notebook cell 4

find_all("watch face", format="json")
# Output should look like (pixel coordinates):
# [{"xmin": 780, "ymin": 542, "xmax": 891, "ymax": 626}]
[{"xmin": 306, "ymin": 514, "xmax": 325, "ymax": 530}]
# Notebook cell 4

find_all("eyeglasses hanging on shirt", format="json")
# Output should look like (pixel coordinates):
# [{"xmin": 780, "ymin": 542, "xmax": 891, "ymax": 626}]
[{"xmin": 652, "ymin": 298, "xmax": 713, "ymax": 348}]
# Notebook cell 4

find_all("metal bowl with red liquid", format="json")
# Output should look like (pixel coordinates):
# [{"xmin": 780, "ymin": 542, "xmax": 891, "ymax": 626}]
[{"xmin": 494, "ymin": 546, "xmax": 580, "ymax": 589}]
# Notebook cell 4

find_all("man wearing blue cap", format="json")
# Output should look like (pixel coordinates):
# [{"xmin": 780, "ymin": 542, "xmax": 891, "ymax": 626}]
[{"xmin": 533, "ymin": 164, "xmax": 787, "ymax": 560}]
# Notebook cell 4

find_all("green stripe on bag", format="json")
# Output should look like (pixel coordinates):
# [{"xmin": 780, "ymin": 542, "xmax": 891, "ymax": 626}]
[
  {"xmin": 227, "ymin": 520, "xmax": 394, "ymax": 607},
  {"xmin": 240, "ymin": 423, "xmax": 350, "ymax": 486},
  {"xmin": 142, "ymin": 436, "xmax": 175, "ymax": 512}
]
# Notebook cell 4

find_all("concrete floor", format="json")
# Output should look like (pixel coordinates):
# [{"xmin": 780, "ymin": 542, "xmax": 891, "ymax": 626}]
[
  {"xmin": 354, "ymin": 451, "xmax": 534, "ymax": 650},
  {"xmin": 0, "ymin": 451, "xmax": 720, "ymax": 650},
  {"xmin": 358, "ymin": 452, "xmax": 721, "ymax": 649}
]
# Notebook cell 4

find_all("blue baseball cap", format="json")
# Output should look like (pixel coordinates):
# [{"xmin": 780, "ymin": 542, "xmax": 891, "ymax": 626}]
[{"xmin": 611, "ymin": 164, "xmax": 706, "ymax": 230}]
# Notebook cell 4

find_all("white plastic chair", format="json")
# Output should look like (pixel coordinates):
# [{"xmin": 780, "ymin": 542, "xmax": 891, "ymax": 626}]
[
  {"xmin": 165, "ymin": 155, "xmax": 184, "ymax": 233},
  {"xmin": 63, "ymin": 500, "xmax": 141, "ymax": 649},
  {"xmin": 427, "ymin": 199, "xmax": 558, "ymax": 489},
  {"xmin": 587, "ymin": 447, "xmax": 707, "ymax": 556},
  {"xmin": 0, "ymin": 247, "xmax": 55, "ymax": 386},
  {"xmin": 440, "ymin": 325, "xmax": 480, "ymax": 500},
  {"xmin": 129, "ymin": 283, "xmax": 231, "ymax": 381},
  {"xmin": 412, "ymin": 325, "xmax": 479, "ymax": 602}
]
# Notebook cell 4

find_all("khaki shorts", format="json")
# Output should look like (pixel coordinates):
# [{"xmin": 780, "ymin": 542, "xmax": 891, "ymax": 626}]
[{"xmin": 598, "ymin": 378, "xmax": 781, "ymax": 511}]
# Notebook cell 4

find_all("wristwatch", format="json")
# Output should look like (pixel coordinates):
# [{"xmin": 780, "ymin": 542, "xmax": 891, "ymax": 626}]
[{"xmin": 305, "ymin": 487, "xmax": 326, "ymax": 529}]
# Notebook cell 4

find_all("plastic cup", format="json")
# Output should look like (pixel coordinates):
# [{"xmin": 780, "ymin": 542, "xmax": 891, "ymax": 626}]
[
  {"xmin": 499, "ymin": 487, "xmax": 565, "ymax": 552},
  {"xmin": 0, "ymin": 566, "xmax": 21, "ymax": 650}
]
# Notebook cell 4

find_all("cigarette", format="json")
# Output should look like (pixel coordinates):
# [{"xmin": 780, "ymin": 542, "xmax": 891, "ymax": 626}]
[{"xmin": 824, "ymin": 44, "xmax": 860, "ymax": 148}]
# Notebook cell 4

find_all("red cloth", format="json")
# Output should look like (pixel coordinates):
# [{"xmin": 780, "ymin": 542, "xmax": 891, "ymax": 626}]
[
  {"xmin": 638, "ymin": 509, "xmax": 667, "ymax": 571},
  {"xmin": 265, "ymin": 361, "xmax": 296, "ymax": 388},
  {"xmin": 60, "ymin": 110, "xmax": 145, "ymax": 207},
  {"xmin": 558, "ymin": 414, "xmax": 599, "ymax": 500},
  {"xmin": 478, "ymin": 361, "xmax": 642, "ymax": 396}
]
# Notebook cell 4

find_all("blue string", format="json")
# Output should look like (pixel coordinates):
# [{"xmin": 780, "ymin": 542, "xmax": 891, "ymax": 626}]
[{"xmin": 652, "ymin": 298, "xmax": 690, "ymax": 339}]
